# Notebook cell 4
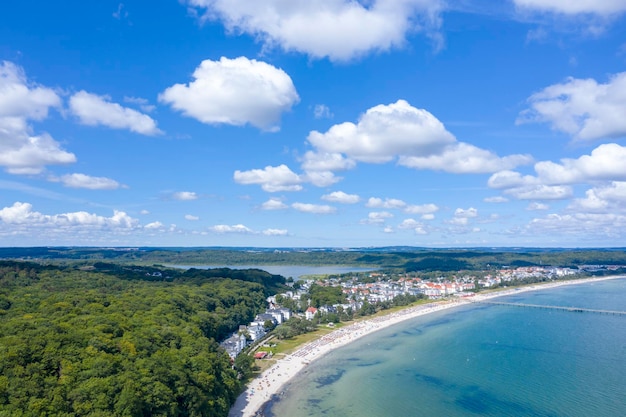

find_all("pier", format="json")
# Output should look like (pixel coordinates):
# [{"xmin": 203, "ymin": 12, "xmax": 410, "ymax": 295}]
[{"xmin": 471, "ymin": 300, "xmax": 626, "ymax": 316}]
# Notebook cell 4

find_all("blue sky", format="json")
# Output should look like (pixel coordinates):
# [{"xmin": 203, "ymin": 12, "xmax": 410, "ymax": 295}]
[{"xmin": 1, "ymin": 0, "xmax": 626, "ymax": 248}]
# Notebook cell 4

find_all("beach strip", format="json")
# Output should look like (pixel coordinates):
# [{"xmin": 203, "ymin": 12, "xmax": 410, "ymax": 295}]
[{"xmin": 228, "ymin": 275, "xmax": 625, "ymax": 417}]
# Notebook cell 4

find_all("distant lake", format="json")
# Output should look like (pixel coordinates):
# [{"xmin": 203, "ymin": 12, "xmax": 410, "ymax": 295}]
[{"xmin": 167, "ymin": 265, "xmax": 377, "ymax": 280}]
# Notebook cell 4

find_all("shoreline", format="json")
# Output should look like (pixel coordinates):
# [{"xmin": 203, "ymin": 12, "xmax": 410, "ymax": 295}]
[{"xmin": 227, "ymin": 275, "xmax": 625, "ymax": 417}]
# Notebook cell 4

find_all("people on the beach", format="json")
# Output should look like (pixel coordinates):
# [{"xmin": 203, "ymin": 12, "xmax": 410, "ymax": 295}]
[{"xmin": 228, "ymin": 276, "xmax": 622, "ymax": 417}]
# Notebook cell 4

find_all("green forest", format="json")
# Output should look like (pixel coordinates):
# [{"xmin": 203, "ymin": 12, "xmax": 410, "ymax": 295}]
[
  {"xmin": 0, "ymin": 261, "xmax": 286, "ymax": 417},
  {"xmin": 3, "ymin": 247, "xmax": 626, "ymax": 271}
]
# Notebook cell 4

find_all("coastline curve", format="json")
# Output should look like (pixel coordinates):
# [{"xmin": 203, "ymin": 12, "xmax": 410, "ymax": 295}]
[{"xmin": 228, "ymin": 275, "xmax": 625, "ymax": 417}]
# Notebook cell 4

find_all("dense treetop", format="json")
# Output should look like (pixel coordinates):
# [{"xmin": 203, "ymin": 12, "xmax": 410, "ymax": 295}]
[
  {"xmin": 0, "ymin": 261, "xmax": 285, "ymax": 417},
  {"xmin": 2, "ymin": 247, "xmax": 626, "ymax": 271}
]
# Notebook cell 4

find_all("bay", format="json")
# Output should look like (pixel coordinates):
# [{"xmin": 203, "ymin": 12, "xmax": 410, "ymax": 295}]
[
  {"xmin": 267, "ymin": 278, "xmax": 626, "ymax": 417},
  {"xmin": 167, "ymin": 264, "xmax": 376, "ymax": 280}
]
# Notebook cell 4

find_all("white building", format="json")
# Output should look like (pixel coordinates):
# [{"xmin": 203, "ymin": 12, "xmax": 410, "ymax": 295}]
[
  {"xmin": 246, "ymin": 324, "xmax": 266, "ymax": 341},
  {"xmin": 220, "ymin": 333, "xmax": 247, "ymax": 360}
]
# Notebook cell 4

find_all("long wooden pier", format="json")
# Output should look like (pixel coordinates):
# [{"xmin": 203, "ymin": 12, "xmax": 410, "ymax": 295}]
[{"xmin": 470, "ymin": 300, "xmax": 626, "ymax": 316}]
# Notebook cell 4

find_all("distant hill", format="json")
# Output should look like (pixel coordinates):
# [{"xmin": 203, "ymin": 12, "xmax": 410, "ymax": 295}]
[{"xmin": 1, "ymin": 246, "xmax": 626, "ymax": 272}]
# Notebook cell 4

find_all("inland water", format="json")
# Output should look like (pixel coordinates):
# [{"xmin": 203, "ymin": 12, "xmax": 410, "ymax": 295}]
[
  {"xmin": 267, "ymin": 278, "xmax": 626, "ymax": 417},
  {"xmin": 168, "ymin": 265, "xmax": 376, "ymax": 280}
]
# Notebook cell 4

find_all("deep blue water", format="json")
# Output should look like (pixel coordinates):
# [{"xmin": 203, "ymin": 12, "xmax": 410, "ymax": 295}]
[{"xmin": 267, "ymin": 278, "xmax": 626, "ymax": 417}]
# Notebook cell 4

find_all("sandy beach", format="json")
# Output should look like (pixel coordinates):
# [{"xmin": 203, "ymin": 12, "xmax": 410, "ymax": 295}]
[{"xmin": 228, "ymin": 275, "xmax": 625, "ymax": 417}]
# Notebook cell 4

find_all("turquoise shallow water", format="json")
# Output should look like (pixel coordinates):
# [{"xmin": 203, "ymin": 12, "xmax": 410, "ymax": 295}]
[{"xmin": 267, "ymin": 278, "xmax": 626, "ymax": 417}]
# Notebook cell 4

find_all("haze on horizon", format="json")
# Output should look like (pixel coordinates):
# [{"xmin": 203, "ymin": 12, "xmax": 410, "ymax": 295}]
[{"xmin": 1, "ymin": 0, "xmax": 626, "ymax": 248}]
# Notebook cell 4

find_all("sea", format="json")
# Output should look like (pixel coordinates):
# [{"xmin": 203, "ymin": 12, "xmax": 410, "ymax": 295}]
[{"xmin": 266, "ymin": 278, "xmax": 626, "ymax": 417}]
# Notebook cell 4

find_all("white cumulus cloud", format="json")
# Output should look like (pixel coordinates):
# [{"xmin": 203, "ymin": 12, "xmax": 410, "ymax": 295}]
[
  {"xmin": 305, "ymin": 100, "xmax": 531, "ymax": 176},
  {"xmin": 0, "ymin": 129, "xmax": 77, "ymax": 175},
  {"xmin": 511, "ymin": 185, "xmax": 574, "ymax": 200},
  {"xmin": 301, "ymin": 151, "xmax": 356, "ymax": 172},
  {"xmin": 489, "ymin": 143, "xmax": 626, "ymax": 202},
  {"xmin": 454, "ymin": 207, "xmax": 478, "ymax": 218},
  {"xmin": 185, "ymin": 214, "xmax": 200, "ymax": 221},
  {"xmin": 448, "ymin": 207, "xmax": 478, "ymax": 226},
  {"xmin": 172, "ymin": 191, "xmax": 198, "ymax": 201},
  {"xmin": 302, "ymin": 170, "xmax": 341, "ymax": 188},
  {"xmin": 210, "ymin": 224, "xmax": 254, "ymax": 233},
  {"xmin": 362, "ymin": 211, "xmax": 394, "ymax": 224},
  {"xmin": 514, "ymin": 0, "xmax": 626, "ymax": 15},
  {"xmin": 186, "ymin": 0, "xmax": 444, "ymax": 61},
  {"xmin": 263, "ymin": 228, "xmax": 288, "ymax": 236},
  {"xmin": 300, "ymin": 152, "xmax": 353, "ymax": 187},
  {"xmin": 398, "ymin": 142, "xmax": 533, "ymax": 173},
  {"xmin": 234, "ymin": 164, "xmax": 302, "ymax": 192},
  {"xmin": 292, "ymin": 202, "xmax": 336, "ymax": 214},
  {"xmin": 487, "ymin": 170, "xmax": 572, "ymax": 200},
  {"xmin": 0, "ymin": 61, "xmax": 61, "ymax": 119},
  {"xmin": 0, "ymin": 61, "xmax": 75, "ymax": 174},
  {"xmin": 0, "ymin": 202, "xmax": 139, "ymax": 230},
  {"xmin": 366, "ymin": 197, "xmax": 406, "ymax": 209},
  {"xmin": 519, "ymin": 72, "xmax": 626, "ymax": 141},
  {"xmin": 144, "ymin": 221, "xmax": 165, "ymax": 230},
  {"xmin": 398, "ymin": 218, "xmax": 428, "ymax": 234},
  {"xmin": 404, "ymin": 203, "xmax": 439, "ymax": 214},
  {"xmin": 159, "ymin": 56, "xmax": 299, "ymax": 131},
  {"xmin": 488, "ymin": 170, "xmax": 537, "ymax": 189},
  {"xmin": 534, "ymin": 143, "xmax": 626, "ymax": 184},
  {"xmin": 526, "ymin": 212, "xmax": 626, "ymax": 241},
  {"xmin": 591, "ymin": 181, "xmax": 626, "ymax": 202},
  {"xmin": 69, "ymin": 91, "xmax": 161, "ymax": 135},
  {"xmin": 52, "ymin": 173, "xmax": 123, "ymax": 190},
  {"xmin": 261, "ymin": 198, "xmax": 289, "ymax": 210},
  {"xmin": 308, "ymin": 100, "xmax": 455, "ymax": 163},
  {"xmin": 321, "ymin": 191, "xmax": 360, "ymax": 204},
  {"xmin": 568, "ymin": 181, "xmax": 626, "ymax": 212}
]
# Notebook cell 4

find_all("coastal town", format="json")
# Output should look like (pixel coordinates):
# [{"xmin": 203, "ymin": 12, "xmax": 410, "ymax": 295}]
[
  {"xmin": 226, "ymin": 272, "xmax": 626, "ymax": 417},
  {"xmin": 220, "ymin": 264, "xmax": 595, "ymax": 359}
]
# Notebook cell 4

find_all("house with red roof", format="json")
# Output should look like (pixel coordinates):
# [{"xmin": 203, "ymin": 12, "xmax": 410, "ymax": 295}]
[{"xmin": 305, "ymin": 306, "xmax": 318, "ymax": 320}]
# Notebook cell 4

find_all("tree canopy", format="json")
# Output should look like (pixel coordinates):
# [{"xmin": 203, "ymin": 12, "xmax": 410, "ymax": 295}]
[
  {"xmin": 0, "ymin": 261, "xmax": 283, "ymax": 417},
  {"xmin": 3, "ymin": 247, "xmax": 626, "ymax": 273}
]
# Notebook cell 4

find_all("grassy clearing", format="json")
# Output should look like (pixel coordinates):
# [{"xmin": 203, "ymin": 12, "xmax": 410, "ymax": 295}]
[
  {"xmin": 257, "ymin": 325, "xmax": 337, "ymax": 356},
  {"xmin": 254, "ymin": 298, "xmax": 433, "ymax": 361},
  {"xmin": 370, "ymin": 298, "xmax": 434, "ymax": 316},
  {"xmin": 250, "ymin": 325, "xmax": 338, "ymax": 374}
]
